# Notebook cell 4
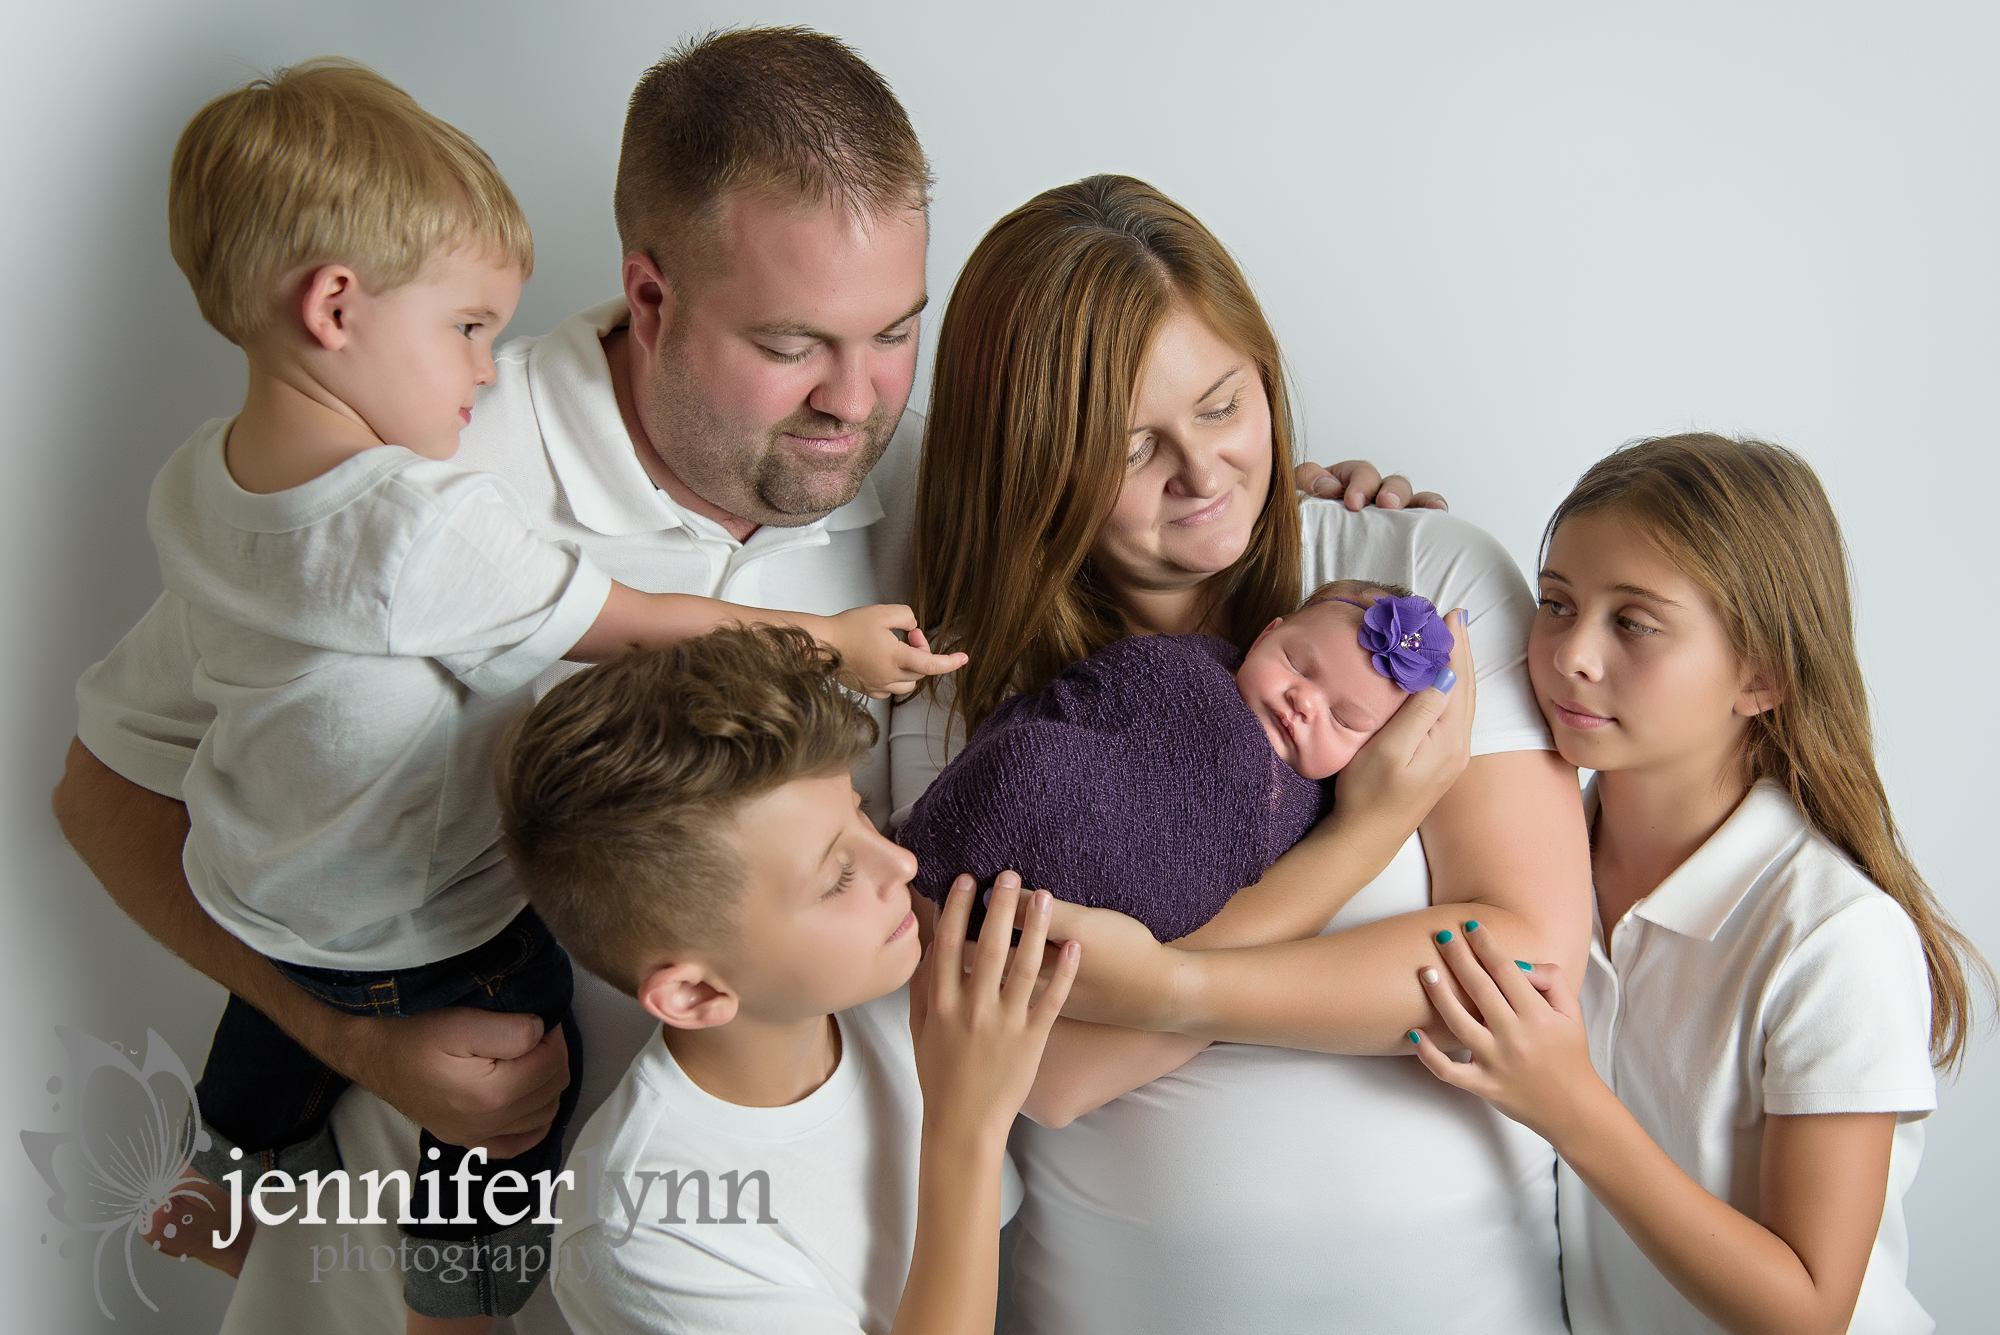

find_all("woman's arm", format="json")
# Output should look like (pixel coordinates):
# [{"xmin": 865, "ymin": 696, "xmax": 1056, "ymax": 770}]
[
  {"xmin": 1416, "ymin": 925, "xmax": 1892, "ymax": 1335},
  {"xmin": 1035, "ymin": 747, "xmax": 1591, "ymax": 1051},
  {"xmin": 1022, "ymin": 627, "xmax": 1493, "ymax": 1124}
]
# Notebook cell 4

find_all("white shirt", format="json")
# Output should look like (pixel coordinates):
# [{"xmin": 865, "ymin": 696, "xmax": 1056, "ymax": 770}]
[
  {"xmin": 139, "ymin": 424, "xmax": 610, "ymax": 969},
  {"xmin": 890, "ymin": 502, "xmax": 1569, "ymax": 1335},
  {"xmin": 78, "ymin": 298, "xmax": 925, "ymax": 1335},
  {"xmin": 552, "ymin": 989, "xmax": 1021, "ymax": 1335},
  {"xmin": 76, "ymin": 297, "xmax": 920, "ymax": 830},
  {"xmin": 1562, "ymin": 781, "xmax": 1937, "ymax": 1335}
]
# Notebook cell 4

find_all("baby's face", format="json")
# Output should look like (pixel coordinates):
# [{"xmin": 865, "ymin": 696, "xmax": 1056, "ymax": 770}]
[{"xmin": 1236, "ymin": 602, "xmax": 1409, "ymax": 780}]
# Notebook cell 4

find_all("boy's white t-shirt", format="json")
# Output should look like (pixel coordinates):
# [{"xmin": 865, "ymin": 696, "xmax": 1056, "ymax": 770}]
[
  {"xmin": 551, "ymin": 987, "xmax": 1022, "ymax": 1335},
  {"xmin": 889, "ymin": 503, "xmax": 1569, "ymax": 1334},
  {"xmin": 1563, "ymin": 781, "xmax": 1937, "ymax": 1335},
  {"xmin": 137, "ymin": 422, "xmax": 611, "ymax": 969}
]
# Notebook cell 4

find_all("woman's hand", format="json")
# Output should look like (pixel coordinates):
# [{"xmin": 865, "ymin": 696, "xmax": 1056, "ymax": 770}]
[
  {"xmin": 909, "ymin": 872, "xmax": 1080, "ymax": 1143},
  {"xmin": 1410, "ymin": 918, "xmax": 1602, "ymax": 1144},
  {"xmin": 1027, "ymin": 897, "xmax": 1189, "ymax": 1032},
  {"xmin": 1329, "ymin": 608, "xmax": 1475, "ymax": 836}
]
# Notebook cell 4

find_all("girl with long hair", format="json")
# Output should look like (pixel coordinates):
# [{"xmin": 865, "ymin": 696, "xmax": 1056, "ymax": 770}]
[{"xmin": 1413, "ymin": 434, "xmax": 1989, "ymax": 1334}]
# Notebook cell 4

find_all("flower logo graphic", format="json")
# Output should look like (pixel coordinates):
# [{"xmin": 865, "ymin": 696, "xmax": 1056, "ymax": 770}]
[{"xmin": 19, "ymin": 1027, "xmax": 213, "ymax": 1319}]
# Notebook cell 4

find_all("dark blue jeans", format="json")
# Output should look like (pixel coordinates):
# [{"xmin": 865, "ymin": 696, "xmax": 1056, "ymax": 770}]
[{"xmin": 192, "ymin": 906, "xmax": 583, "ymax": 1318}]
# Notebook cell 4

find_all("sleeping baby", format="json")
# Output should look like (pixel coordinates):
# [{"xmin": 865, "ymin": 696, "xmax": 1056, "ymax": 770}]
[{"xmin": 896, "ymin": 580, "xmax": 1456, "ymax": 941}]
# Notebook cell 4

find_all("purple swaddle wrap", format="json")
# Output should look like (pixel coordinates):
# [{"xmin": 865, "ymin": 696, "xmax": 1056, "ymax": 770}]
[{"xmin": 897, "ymin": 634, "xmax": 1330, "ymax": 942}]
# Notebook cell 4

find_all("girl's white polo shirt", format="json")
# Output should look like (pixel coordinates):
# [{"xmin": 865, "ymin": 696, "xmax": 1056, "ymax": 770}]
[{"xmin": 1562, "ymin": 781, "xmax": 1938, "ymax": 1334}]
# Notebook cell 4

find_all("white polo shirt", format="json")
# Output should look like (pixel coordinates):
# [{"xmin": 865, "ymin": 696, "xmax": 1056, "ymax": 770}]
[{"xmin": 1561, "ymin": 781, "xmax": 1937, "ymax": 1335}]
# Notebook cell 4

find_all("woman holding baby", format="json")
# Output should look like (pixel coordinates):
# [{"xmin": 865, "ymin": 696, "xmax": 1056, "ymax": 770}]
[{"xmin": 891, "ymin": 175, "xmax": 1591, "ymax": 1332}]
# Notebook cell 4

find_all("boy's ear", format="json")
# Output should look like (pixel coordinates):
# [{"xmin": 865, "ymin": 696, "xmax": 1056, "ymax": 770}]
[
  {"xmin": 637, "ymin": 960, "xmax": 738, "ymax": 1031},
  {"xmin": 298, "ymin": 264, "xmax": 361, "ymax": 351},
  {"xmin": 1734, "ymin": 662, "xmax": 1783, "ymax": 718}
]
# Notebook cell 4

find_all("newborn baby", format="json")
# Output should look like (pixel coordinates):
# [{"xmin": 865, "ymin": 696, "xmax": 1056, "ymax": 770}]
[{"xmin": 897, "ymin": 580, "xmax": 1455, "ymax": 941}]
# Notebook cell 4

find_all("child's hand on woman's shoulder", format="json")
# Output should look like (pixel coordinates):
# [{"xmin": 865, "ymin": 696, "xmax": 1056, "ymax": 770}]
[{"xmin": 1410, "ymin": 920, "xmax": 1609, "ymax": 1143}]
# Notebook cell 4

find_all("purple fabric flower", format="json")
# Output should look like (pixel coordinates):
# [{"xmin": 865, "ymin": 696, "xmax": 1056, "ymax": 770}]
[{"xmin": 1360, "ymin": 595, "xmax": 1454, "ymax": 693}]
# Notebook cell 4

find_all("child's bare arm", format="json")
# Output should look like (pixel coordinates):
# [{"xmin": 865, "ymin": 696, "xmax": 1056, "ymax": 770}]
[
  {"xmin": 1415, "ymin": 925, "xmax": 1891, "ymax": 1335},
  {"xmin": 891, "ymin": 873, "xmax": 1077, "ymax": 1335},
  {"xmin": 566, "ymin": 585, "xmax": 964, "ymax": 698}
]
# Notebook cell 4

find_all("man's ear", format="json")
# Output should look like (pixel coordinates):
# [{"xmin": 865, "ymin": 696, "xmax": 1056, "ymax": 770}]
[
  {"xmin": 637, "ymin": 959, "xmax": 738, "ymax": 1030},
  {"xmin": 622, "ymin": 251, "xmax": 679, "ymax": 361},
  {"xmin": 298, "ymin": 264, "xmax": 361, "ymax": 352},
  {"xmin": 1734, "ymin": 662, "xmax": 1783, "ymax": 718}
]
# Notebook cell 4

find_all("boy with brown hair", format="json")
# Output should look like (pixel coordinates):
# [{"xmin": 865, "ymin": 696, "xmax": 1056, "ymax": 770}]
[
  {"xmin": 500, "ymin": 625, "xmax": 1075, "ymax": 1335},
  {"xmin": 145, "ymin": 56, "xmax": 957, "ymax": 1330}
]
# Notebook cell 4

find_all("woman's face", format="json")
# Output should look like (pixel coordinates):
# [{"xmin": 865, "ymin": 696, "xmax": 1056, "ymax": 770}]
[{"xmin": 1091, "ymin": 306, "xmax": 1274, "ymax": 619}]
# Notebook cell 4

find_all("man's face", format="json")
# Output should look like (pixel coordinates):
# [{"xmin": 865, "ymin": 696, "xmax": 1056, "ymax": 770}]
[{"xmin": 636, "ymin": 193, "xmax": 928, "ymax": 528}]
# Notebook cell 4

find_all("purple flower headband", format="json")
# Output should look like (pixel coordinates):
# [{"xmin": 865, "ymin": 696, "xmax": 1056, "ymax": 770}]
[{"xmin": 1302, "ymin": 593, "xmax": 1456, "ymax": 693}]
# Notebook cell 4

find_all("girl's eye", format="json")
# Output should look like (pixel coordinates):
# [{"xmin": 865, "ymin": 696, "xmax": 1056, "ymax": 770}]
[
  {"xmin": 1127, "ymin": 437, "xmax": 1155, "ymax": 469},
  {"xmin": 1537, "ymin": 596, "xmax": 1572, "ymax": 617},
  {"xmin": 456, "ymin": 323, "xmax": 479, "ymax": 339},
  {"xmin": 821, "ymin": 859, "xmax": 856, "ymax": 900},
  {"xmin": 1197, "ymin": 393, "xmax": 1242, "ymax": 424},
  {"xmin": 1616, "ymin": 615, "xmax": 1659, "ymax": 636}
]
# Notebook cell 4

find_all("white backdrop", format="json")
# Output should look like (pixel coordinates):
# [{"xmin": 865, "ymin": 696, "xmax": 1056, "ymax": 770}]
[{"xmin": 3, "ymin": 2, "xmax": 1993, "ymax": 1330}]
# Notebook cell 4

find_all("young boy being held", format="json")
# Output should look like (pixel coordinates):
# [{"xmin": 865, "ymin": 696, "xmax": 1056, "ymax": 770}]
[
  {"xmin": 130, "ymin": 59, "xmax": 958, "ymax": 1329},
  {"xmin": 500, "ymin": 626, "xmax": 1075, "ymax": 1335}
]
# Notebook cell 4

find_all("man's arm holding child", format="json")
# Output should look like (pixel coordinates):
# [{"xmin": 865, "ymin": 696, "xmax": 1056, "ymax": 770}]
[{"xmin": 53, "ymin": 738, "xmax": 569, "ymax": 1155}]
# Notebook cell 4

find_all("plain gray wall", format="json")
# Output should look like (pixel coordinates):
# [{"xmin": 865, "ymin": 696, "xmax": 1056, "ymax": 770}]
[{"xmin": 3, "ymin": 2, "xmax": 1993, "ymax": 1330}]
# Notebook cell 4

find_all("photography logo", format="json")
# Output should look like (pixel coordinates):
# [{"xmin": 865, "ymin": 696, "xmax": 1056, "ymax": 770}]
[{"xmin": 19, "ymin": 1027, "xmax": 212, "ymax": 1319}]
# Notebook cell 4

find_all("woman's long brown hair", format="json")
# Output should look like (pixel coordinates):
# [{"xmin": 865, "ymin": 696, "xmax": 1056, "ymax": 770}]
[
  {"xmin": 913, "ymin": 175, "xmax": 1301, "ymax": 739},
  {"xmin": 1546, "ymin": 434, "xmax": 1991, "ymax": 1070}
]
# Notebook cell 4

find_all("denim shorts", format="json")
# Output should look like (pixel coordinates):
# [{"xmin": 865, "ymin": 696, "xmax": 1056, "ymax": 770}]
[{"xmin": 192, "ymin": 906, "xmax": 584, "ymax": 1318}]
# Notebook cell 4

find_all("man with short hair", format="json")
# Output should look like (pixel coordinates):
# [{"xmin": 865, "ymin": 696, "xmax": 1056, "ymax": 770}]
[{"xmin": 53, "ymin": 25, "xmax": 1413, "ymax": 1332}]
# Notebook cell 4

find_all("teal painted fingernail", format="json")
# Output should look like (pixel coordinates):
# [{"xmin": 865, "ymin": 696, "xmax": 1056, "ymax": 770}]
[
  {"xmin": 1435, "ymin": 929, "xmax": 1453, "ymax": 944},
  {"xmin": 1408, "ymin": 1030, "xmax": 1421, "ymax": 1045},
  {"xmin": 1516, "ymin": 960, "xmax": 1533, "ymax": 971},
  {"xmin": 1464, "ymin": 920, "xmax": 1480, "ymax": 932}
]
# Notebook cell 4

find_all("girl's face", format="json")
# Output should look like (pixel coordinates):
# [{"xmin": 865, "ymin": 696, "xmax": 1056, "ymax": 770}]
[
  {"xmin": 1089, "ymin": 305, "xmax": 1274, "ymax": 616},
  {"xmin": 1529, "ymin": 510, "xmax": 1772, "ymax": 784}
]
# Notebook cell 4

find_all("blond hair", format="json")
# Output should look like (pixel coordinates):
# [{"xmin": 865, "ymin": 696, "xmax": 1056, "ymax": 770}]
[
  {"xmin": 497, "ymin": 626, "xmax": 877, "ymax": 996},
  {"xmin": 913, "ymin": 175, "xmax": 1303, "ymax": 738},
  {"xmin": 168, "ymin": 58, "xmax": 534, "ymax": 345},
  {"xmin": 615, "ymin": 27, "xmax": 930, "ymax": 290},
  {"xmin": 1547, "ymin": 433, "xmax": 1992, "ymax": 1069}
]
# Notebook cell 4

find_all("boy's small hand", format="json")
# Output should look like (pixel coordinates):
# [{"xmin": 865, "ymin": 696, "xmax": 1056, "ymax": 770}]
[
  {"xmin": 1409, "ymin": 921, "xmax": 1599, "ymax": 1143},
  {"xmin": 910, "ymin": 872, "xmax": 1079, "ymax": 1144},
  {"xmin": 825, "ymin": 605, "xmax": 968, "ymax": 699}
]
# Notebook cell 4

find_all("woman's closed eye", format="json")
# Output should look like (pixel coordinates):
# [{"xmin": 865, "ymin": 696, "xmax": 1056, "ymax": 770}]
[{"xmin": 1197, "ymin": 392, "xmax": 1242, "ymax": 424}]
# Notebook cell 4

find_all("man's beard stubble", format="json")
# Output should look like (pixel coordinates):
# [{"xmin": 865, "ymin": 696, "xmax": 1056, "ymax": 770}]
[{"xmin": 645, "ymin": 344, "xmax": 899, "ymax": 530}]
